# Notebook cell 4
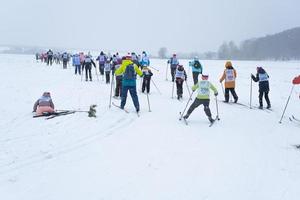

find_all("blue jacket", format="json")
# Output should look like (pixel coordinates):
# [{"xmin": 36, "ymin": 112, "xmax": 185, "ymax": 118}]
[
  {"xmin": 189, "ymin": 59, "xmax": 203, "ymax": 73},
  {"xmin": 73, "ymin": 55, "xmax": 81, "ymax": 66}
]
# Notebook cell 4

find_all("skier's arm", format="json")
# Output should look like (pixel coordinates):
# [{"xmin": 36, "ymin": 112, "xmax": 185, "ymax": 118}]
[
  {"xmin": 115, "ymin": 63, "xmax": 125, "ymax": 76},
  {"xmin": 251, "ymin": 73, "xmax": 259, "ymax": 82},
  {"xmin": 49, "ymin": 100, "xmax": 54, "ymax": 109},
  {"xmin": 33, "ymin": 100, "xmax": 39, "ymax": 112},
  {"xmin": 219, "ymin": 71, "xmax": 225, "ymax": 82},
  {"xmin": 192, "ymin": 84, "xmax": 199, "ymax": 91},
  {"xmin": 134, "ymin": 65, "xmax": 143, "ymax": 77},
  {"xmin": 91, "ymin": 60, "xmax": 96, "ymax": 68},
  {"xmin": 210, "ymin": 83, "xmax": 218, "ymax": 95}
]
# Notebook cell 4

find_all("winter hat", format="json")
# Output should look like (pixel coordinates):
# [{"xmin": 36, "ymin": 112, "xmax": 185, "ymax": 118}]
[
  {"xmin": 225, "ymin": 61, "xmax": 232, "ymax": 68},
  {"xmin": 125, "ymin": 55, "xmax": 132, "ymax": 60},
  {"xmin": 177, "ymin": 65, "xmax": 184, "ymax": 71},
  {"xmin": 202, "ymin": 74, "xmax": 209, "ymax": 80},
  {"xmin": 173, "ymin": 54, "xmax": 176, "ymax": 57},
  {"xmin": 43, "ymin": 92, "xmax": 51, "ymax": 97}
]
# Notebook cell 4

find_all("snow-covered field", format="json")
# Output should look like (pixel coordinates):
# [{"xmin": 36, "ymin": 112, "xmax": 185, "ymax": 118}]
[{"xmin": 0, "ymin": 54, "xmax": 300, "ymax": 200}]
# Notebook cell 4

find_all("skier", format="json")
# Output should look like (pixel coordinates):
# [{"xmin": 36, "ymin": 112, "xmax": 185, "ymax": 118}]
[
  {"xmin": 115, "ymin": 55, "xmax": 143, "ymax": 112},
  {"xmin": 175, "ymin": 65, "xmax": 187, "ymax": 100},
  {"xmin": 62, "ymin": 52, "xmax": 68, "ymax": 69},
  {"xmin": 140, "ymin": 51, "xmax": 150, "ymax": 69},
  {"xmin": 131, "ymin": 52, "xmax": 140, "ymax": 67},
  {"xmin": 73, "ymin": 54, "xmax": 81, "ymax": 75},
  {"xmin": 142, "ymin": 67, "xmax": 153, "ymax": 93},
  {"xmin": 167, "ymin": 54, "xmax": 179, "ymax": 82},
  {"xmin": 96, "ymin": 51, "xmax": 106, "ymax": 76},
  {"xmin": 183, "ymin": 75, "xmax": 218, "ymax": 123},
  {"xmin": 35, "ymin": 53, "xmax": 39, "ymax": 62},
  {"xmin": 114, "ymin": 62, "xmax": 122, "ymax": 98},
  {"xmin": 33, "ymin": 92, "xmax": 55, "ymax": 115},
  {"xmin": 104, "ymin": 59, "xmax": 111, "ymax": 84},
  {"xmin": 219, "ymin": 61, "xmax": 238, "ymax": 103},
  {"xmin": 189, "ymin": 56, "xmax": 203, "ymax": 84},
  {"xmin": 251, "ymin": 67, "xmax": 271, "ymax": 109},
  {"xmin": 82, "ymin": 55, "xmax": 96, "ymax": 81},
  {"xmin": 46, "ymin": 49, "xmax": 54, "ymax": 66}
]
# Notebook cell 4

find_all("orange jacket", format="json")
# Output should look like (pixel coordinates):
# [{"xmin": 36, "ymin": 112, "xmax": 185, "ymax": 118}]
[{"xmin": 220, "ymin": 66, "xmax": 237, "ymax": 88}]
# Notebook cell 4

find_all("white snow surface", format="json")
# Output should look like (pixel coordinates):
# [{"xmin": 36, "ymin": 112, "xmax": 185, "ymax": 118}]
[{"xmin": 0, "ymin": 54, "xmax": 300, "ymax": 200}]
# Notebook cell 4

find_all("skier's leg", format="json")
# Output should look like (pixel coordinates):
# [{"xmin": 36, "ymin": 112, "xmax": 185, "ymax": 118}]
[
  {"xmin": 224, "ymin": 88, "xmax": 230, "ymax": 102},
  {"xmin": 184, "ymin": 98, "xmax": 201, "ymax": 119},
  {"xmin": 265, "ymin": 91, "xmax": 271, "ymax": 108},
  {"xmin": 120, "ymin": 85, "xmax": 129, "ymax": 109},
  {"xmin": 203, "ymin": 100, "xmax": 212, "ymax": 118},
  {"xmin": 259, "ymin": 91, "xmax": 263, "ymax": 108},
  {"xmin": 129, "ymin": 86, "xmax": 140, "ymax": 111},
  {"xmin": 230, "ymin": 88, "xmax": 238, "ymax": 102},
  {"xmin": 142, "ymin": 78, "xmax": 146, "ymax": 92},
  {"xmin": 147, "ymin": 78, "xmax": 150, "ymax": 93}
]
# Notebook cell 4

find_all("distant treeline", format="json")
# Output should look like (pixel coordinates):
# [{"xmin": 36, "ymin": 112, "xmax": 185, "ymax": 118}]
[{"xmin": 218, "ymin": 27, "xmax": 300, "ymax": 60}]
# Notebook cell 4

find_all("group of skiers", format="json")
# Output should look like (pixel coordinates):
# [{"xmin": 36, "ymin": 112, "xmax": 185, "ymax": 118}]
[
  {"xmin": 33, "ymin": 49, "xmax": 279, "ymax": 124},
  {"xmin": 166, "ymin": 55, "xmax": 273, "ymax": 123}
]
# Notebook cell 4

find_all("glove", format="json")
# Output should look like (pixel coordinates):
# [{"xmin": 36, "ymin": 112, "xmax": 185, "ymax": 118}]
[{"xmin": 214, "ymin": 92, "xmax": 218, "ymax": 96}]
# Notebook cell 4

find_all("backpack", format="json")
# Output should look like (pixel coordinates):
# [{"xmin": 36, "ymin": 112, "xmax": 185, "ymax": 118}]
[
  {"xmin": 123, "ymin": 64, "xmax": 136, "ymax": 80},
  {"xmin": 193, "ymin": 60, "xmax": 201, "ymax": 69}
]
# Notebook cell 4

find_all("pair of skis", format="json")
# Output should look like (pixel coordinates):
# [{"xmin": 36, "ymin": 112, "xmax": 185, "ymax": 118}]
[
  {"xmin": 289, "ymin": 115, "xmax": 300, "ymax": 124},
  {"xmin": 179, "ymin": 112, "xmax": 219, "ymax": 127},
  {"xmin": 33, "ymin": 111, "xmax": 75, "ymax": 120},
  {"xmin": 112, "ymin": 102, "xmax": 140, "ymax": 117}
]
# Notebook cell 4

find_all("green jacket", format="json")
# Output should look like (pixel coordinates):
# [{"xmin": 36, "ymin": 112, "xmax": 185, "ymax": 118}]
[
  {"xmin": 192, "ymin": 80, "xmax": 218, "ymax": 99},
  {"xmin": 115, "ymin": 59, "xmax": 143, "ymax": 86}
]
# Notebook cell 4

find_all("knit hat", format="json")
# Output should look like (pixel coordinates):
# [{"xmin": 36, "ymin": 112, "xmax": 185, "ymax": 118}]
[
  {"xmin": 225, "ymin": 61, "xmax": 232, "ymax": 68},
  {"xmin": 202, "ymin": 74, "xmax": 209, "ymax": 80}
]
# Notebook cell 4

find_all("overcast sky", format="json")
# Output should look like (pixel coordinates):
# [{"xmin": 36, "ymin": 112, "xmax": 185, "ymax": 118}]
[{"xmin": 0, "ymin": 0, "xmax": 299, "ymax": 54}]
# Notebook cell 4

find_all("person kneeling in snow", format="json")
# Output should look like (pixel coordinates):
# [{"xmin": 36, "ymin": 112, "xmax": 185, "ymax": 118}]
[
  {"xmin": 33, "ymin": 92, "xmax": 55, "ymax": 115},
  {"xmin": 183, "ymin": 75, "xmax": 218, "ymax": 123}
]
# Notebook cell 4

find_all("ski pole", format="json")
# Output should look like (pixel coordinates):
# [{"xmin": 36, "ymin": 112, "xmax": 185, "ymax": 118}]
[
  {"xmin": 165, "ymin": 62, "xmax": 169, "ymax": 81},
  {"xmin": 95, "ymin": 67, "xmax": 99, "ymax": 81},
  {"xmin": 149, "ymin": 66, "xmax": 159, "ymax": 72},
  {"xmin": 56, "ymin": 109, "xmax": 89, "ymax": 113},
  {"xmin": 179, "ymin": 91, "xmax": 194, "ymax": 120},
  {"xmin": 172, "ymin": 78, "xmax": 175, "ymax": 98},
  {"xmin": 215, "ymin": 96, "xmax": 220, "ymax": 120},
  {"xmin": 250, "ymin": 76, "xmax": 253, "ymax": 109},
  {"xmin": 279, "ymin": 85, "xmax": 295, "ymax": 123},
  {"xmin": 151, "ymin": 79, "xmax": 162, "ymax": 95},
  {"xmin": 81, "ymin": 66, "xmax": 84, "ymax": 82},
  {"xmin": 109, "ymin": 74, "xmax": 115, "ymax": 108},
  {"xmin": 146, "ymin": 92, "xmax": 151, "ymax": 112},
  {"xmin": 185, "ymin": 80, "xmax": 192, "ymax": 100},
  {"xmin": 220, "ymin": 82, "xmax": 225, "ymax": 96}
]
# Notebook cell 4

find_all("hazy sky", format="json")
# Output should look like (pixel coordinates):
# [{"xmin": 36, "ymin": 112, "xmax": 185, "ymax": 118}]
[{"xmin": 0, "ymin": 0, "xmax": 299, "ymax": 54}]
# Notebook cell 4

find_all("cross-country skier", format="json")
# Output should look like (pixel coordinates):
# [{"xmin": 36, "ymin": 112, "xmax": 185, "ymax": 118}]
[
  {"xmin": 62, "ymin": 52, "xmax": 69, "ymax": 69},
  {"xmin": 114, "ymin": 61, "xmax": 122, "ymax": 98},
  {"xmin": 142, "ymin": 67, "xmax": 153, "ymax": 93},
  {"xmin": 168, "ymin": 54, "xmax": 179, "ymax": 82},
  {"xmin": 73, "ymin": 53, "xmax": 81, "ymax": 75},
  {"xmin": 33, "ymin": 92, "xmax": 55, "ymax": 115},
  {"xmin": 219, "ymin": 61, "xmax": 238, "ymax": 103},
  {"xmin": 96, "ymin": 51, "xmax": 106, "ymax": 76},
  {"xmin": 115, "ymin": 55, "xmax": 143, "ymax": 112},
  {"xmin": 189, "ymin": 56, "xmax": 203, "ymax": 84},
  {"xmin": 175, "ymin": 65, "xmax": 187, "ymax": 100},
  {"xmin": 82, "ymin": 55, "xmax": 96, "ymax": 81},
  {"xmin": 104, "ymin": 59, "xmax": 111, "ymax": 84},
  {"xmin": 140, "ymin": 51, "xmax": 150, "ymax": 69},
  {"xmin": 46, "ymin": 49, "xmax": 54, "ymax": 66},
  {"xmin": 251, "ymin": 67, "xmax": 271, "ymax": 109},
  {"xmin": 183, "ymin": 74, "xmax": 218, "ymax": 123}
]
